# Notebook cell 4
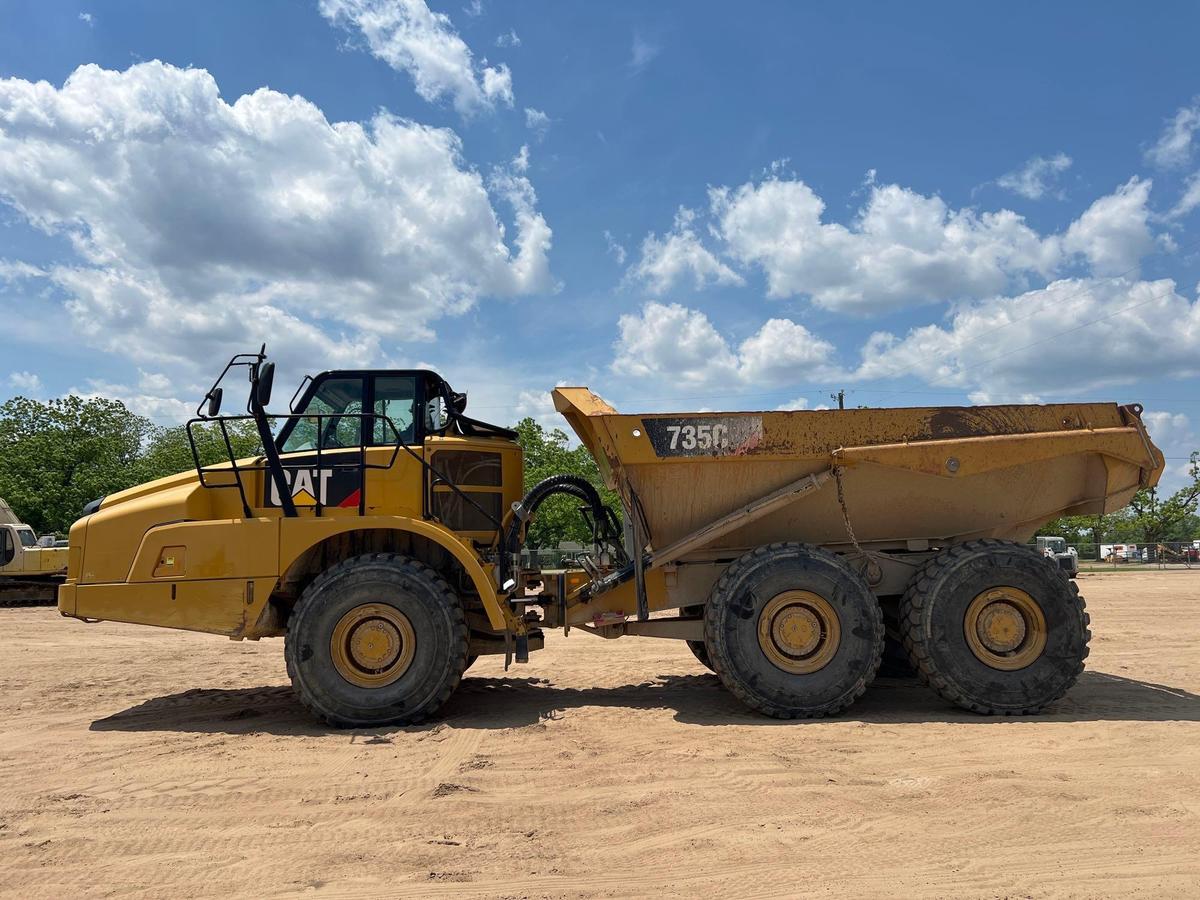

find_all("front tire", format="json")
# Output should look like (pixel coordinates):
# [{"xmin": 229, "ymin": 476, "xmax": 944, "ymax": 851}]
[
  {"xmin": 899, "ymin": 540, "xmax": 1090, "ymax": 715},
  {"xmin": 704, "ymin": 543, "xmax": 884, "ymax": 718},
  {"xmin": 285, "ymin": 553, "xmax": 468, "ymax": 727}
]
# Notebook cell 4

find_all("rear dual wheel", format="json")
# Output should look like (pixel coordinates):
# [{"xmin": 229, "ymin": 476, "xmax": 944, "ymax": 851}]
[
  {"xmin": 703, "ymin": 543, "xmax": 884, "ymax": 718},
  {"xmin": 900, "ymin": 540, "xmax": 1090, "ymax": 714}
]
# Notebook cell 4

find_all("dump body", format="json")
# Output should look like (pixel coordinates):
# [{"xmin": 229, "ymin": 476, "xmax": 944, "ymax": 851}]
[{"xmin": 553, "ymin": 389, "xmax": 1164, "ymax": 554}]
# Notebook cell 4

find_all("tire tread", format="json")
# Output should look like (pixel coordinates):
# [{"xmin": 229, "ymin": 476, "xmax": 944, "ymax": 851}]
[
  {"xmin": 283, "ymin": 552, "xmax": 468, "ymax": 728},
  {"xmin": 703, "ymin": 542, "xmax": 884, "ymax": 719},
  {"xmin": 899, "ymin": 539, "xmax": 1090, "ymax": 715}
]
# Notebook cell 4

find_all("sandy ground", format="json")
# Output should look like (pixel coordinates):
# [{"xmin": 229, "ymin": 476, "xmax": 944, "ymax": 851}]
[{"xmin": 2, "ymin": 572, "xmax": 1199, "ymax": 899}]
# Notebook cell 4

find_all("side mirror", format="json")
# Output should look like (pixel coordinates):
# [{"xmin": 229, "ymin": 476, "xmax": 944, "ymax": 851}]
[
  {"xmin": 426, "ymin": 397, "xmax": 448, "ymax": 432},
  {"xmin": 206, "ymin": 387, "xmax": 224, "ymax": 417},
  {"xmin": 256, "ymin": 362, "xmax": 275, "ymax": 408},
  {"xmin": 451, "ymin": 391, "xmax": 467, "ymax": 414}
]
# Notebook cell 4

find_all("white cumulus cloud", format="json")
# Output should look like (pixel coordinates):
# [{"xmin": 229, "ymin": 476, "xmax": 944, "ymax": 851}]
[
  {"xmin": 524, "ymin": 106, "xmax": 550, "ymax": 137},
  {"xmin": 0, "ymin": 62, "xmax": 554, "ymax": 381},
  {"xmin": 852, "ymin": 277, "xmax": 1200, "ymax": 394},
  {"xmin": 1143, "ymin": 410, "xmax": 1191, "ymax": 448},
  {"xmin": 632, "ymin": 174, "xmax": 1158, "ymax": 314},
  {"xmin": 76, "ymin": 370, "xmax": 195, "ymax": 421},
  {"xmin": 1146, "ymin": 98, "xmax": 1200, "ymax": 169},
  {"xmin": 711, "ymin": 177, "xmax": 1063, "ymax": 313},
  {"xmin": 997, "ymin": 153, "xmax": 1072, "ymax": 200},
  {"xmin": 612, "ymin": 301, "xmax": 835, "ymax": 390},
  {"xmin": 7, "ymin": 371, "xmax": 43, "ymax": 395},
  {"xmin": 1061, "ymin": 178, "xmax": 1154, "ymax": 275},
  {"xmin": 629, "ymin": 207, "xmax": 743, "ymax": 295},
  {"xmin": 319, "ymin": 0, "xmax": 513, "ymax": 114},
  {"xmin": 603, "ymin": 230, "xmax": 627, "ymax": 266},
  {"xmin": 1168, "ymin": 172, "xmax": 1200, "ymax": 220}
]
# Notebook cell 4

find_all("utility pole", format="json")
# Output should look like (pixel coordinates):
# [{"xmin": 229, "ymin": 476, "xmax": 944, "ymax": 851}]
[{"xmin": 830, "ymin": 389, "xmax": 845, "ymax": 410}]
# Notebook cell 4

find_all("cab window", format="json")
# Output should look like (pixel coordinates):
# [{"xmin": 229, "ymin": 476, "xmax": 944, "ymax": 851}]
[
  {"xmin": 16, "ymin": 527, "xmax": 36, "ymax": 548},
  {"xmin": 373, "ymin": 376, "xmax": 416, "ymax": 444},
  {"xmin": 282, "ymin": 377, "xmax": 364, "ymax": 452}
]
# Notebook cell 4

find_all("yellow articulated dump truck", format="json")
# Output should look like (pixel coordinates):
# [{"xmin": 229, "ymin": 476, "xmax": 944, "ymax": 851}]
[
  {"xmin": 2, "ymin": 498, "xmax": 68, "ymax": 606},
  {"xmin": 59, "ymin": 349, "xmax": 1164, "ymax": 725}
]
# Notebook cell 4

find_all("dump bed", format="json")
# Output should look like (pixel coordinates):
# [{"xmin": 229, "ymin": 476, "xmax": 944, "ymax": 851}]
[{"xmin": 553, "ymin": 389, "xmax": 1164, "ymax": 552}]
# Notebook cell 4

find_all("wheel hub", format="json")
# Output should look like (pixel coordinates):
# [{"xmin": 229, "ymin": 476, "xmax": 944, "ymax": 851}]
[
  {"xmin": 330, "ymin": 604, "xmax": 416, "ymax": 688},
  {"xmin": 976, "ymin": 602, "xmax": 1026, "ymax": 653},
  {"xmin": 964, "ymin": 587, "xmax": 1046, "ymax": 671},
  {"xmin": 757, "ymin": 590, "xmax": 841, "ymax": 674}
]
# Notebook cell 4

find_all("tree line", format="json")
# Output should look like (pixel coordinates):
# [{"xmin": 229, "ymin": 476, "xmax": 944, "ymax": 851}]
[{"xmin": 0, "ymin": 394, "xmax": 615, "ymax": 543}]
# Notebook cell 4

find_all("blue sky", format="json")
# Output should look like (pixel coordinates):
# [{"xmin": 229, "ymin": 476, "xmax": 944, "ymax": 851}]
[{"xmin": 2, "ymin": 1, "xmax": 1200, "ymax": 488}]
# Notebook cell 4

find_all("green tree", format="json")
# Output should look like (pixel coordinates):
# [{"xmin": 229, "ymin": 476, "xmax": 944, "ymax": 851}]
[
  {"xmin": 1124, "ymin": 452, "xmax": 1200, "ymax": 544},
  {"xmin": 1036, "ymin": 512, "xmax": 1121, "ymax": 553},
  {"xmin": 514, "ymin": 417, "xmax": 621, "ymax": 548},
  {"xmin": 0, "ymin": 395, "xmax": 152, "ymax": 534},
  {"xmin": 134, "ymin": 420, "xmax": 264, "ymax": 484}
]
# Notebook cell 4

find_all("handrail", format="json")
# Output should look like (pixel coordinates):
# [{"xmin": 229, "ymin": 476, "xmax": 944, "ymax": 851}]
[
  {"xmin": 186, "ymin": 412, "xmax": 504, "ymax": 533},
  {"xmin": 185, "ymin": 412, "xmax": 403, "ymax": 517}
]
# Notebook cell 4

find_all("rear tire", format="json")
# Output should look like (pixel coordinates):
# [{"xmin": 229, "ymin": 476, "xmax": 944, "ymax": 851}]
[
  {"xmin": 704, "ymin": 543, "xmax": 884, "ymax": 718},
  {"xmin": 285, "ymin": 553, "xmax": 468, "ymax": 727},
  {"xmin": 899, "ymin": 540, "xmax": 1090, "ymax": 715}
]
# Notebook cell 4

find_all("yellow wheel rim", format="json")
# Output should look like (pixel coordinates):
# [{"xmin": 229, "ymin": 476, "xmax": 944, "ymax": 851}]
[
  {"xmin": 757, "ymin": 590, "xmax": 841, "ymax": 674},
  {"xmin": 330, "ymin": 604, "xmax": 416, "ymax": 688},
  {"xmin": 964, "ymin": 587, "xmax": 1047, "ymax": 671}
]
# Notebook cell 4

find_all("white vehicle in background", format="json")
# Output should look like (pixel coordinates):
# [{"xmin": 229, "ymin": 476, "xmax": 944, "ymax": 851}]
[
  {"xmin": 1101, "ymin": 543, "xmax": 1140, "ymax": 563},
  {"xmin": 1036, "ymin": 535, "xmax": 1079, "ymax": 576}
]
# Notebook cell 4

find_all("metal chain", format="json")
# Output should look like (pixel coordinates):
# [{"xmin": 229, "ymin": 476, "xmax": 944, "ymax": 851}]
[{"xmin": 833, "ymin": 465, "xmax": 866, "ymax": 558}]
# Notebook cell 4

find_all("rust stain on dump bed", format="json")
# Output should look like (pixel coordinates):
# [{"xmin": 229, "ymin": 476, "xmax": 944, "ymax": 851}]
[{"xmin": 929, "ymin": 407, "xmax": 1044, "ymax": 439}]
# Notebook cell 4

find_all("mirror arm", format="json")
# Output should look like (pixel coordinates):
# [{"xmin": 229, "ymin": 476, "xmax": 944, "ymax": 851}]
[{"xmin": 250, "ymin": 361, "xmax": 296, "ymax": 518}]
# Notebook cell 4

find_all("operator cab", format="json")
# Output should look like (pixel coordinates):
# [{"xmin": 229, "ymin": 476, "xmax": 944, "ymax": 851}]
[
  {"xmin": 275, "ymin": 369, "xmax": 514, "ymax": 453},
  {"xmin": 191, "ymin": 349, "xmax": 517, "ymax": 520}
]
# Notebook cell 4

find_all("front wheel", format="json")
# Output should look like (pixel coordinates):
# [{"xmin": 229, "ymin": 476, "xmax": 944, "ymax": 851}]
[{"xmin": 284, "ymin": 553, "xmax": 469, "ymax": 727}]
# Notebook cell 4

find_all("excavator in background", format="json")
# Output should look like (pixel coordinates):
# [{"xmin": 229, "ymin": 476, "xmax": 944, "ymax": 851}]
[{"xmin": 1, "ymin": 498, "xmax": 68, "ymax": 606}]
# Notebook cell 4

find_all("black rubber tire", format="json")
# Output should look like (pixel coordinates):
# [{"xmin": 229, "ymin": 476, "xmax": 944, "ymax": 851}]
[
  {"xmin": 899, "ymin": 539, "xmax": 1090, "ymax": 715},
  {"xmin": 681, "ymin": 604, "xmax": 714, "ymax": 671},
  {"xmin": 704, "ymin": 543, "xmax": 884, "ymax": 718},
  {"xmin": 284, "ymin": 553, "xmax": 468, "ymax": 728}
]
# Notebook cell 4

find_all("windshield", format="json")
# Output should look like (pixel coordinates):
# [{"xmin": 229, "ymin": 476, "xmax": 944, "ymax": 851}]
[
  {"xmin": 281, "ymin": 377, "xmax": 363, "ymax": 452},
  {"xmin": 16, "ymin": 527, "xmax": 36, "ymax": 548},
  {"xmin": 1043, "ymin": 537, "xmax": 1066, "ymax": 552},
  {"xmin": 280, "ymin": 375, "xmax": 416, "ymax": 452}
]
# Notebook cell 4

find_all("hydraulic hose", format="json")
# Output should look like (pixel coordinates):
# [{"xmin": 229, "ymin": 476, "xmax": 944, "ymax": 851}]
[{"xmin": 500, "ymin": 474, "xmax": 616, "ymax": 585}]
